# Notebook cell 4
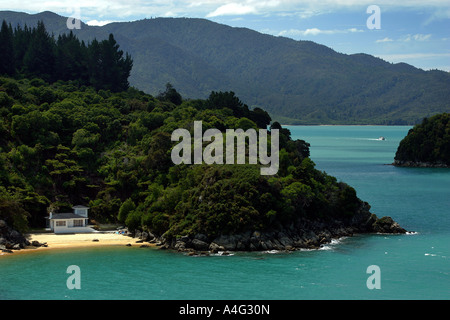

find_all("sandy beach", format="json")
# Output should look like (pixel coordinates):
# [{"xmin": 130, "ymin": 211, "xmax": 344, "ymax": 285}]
[{"xmin": 1, "ymin": 232, "xmax": 150, "ymax": 256}]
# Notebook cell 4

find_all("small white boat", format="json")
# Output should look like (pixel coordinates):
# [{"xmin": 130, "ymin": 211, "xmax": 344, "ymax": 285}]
[{"xmin": 377, "ymin": 136, "xmax": 386, "ymax": 141}]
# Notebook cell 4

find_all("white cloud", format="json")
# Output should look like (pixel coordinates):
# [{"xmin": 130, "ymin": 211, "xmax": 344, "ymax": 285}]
[
  {"xmin": 412, "ymin": 34, "xmax": 432, "ymax": 41},
  {"xmin": 348, "ymin": 27, "xmax": 362, "ymax": 33},
  {"xmin": 375, "ymin": 34, "xmax": 432, "ymax": 43},
  {"xmin": 163, "ymin": 11, "xmax": 177, "ymax": 17},
  {"xmin": 205, "ymin": 1, "xmax": 285, "ymax": 17},
  {"xmin": 86, "ymin": 20, "xmax": 115, "ymax": 26},
  {"xmin": 206, "ymin": 3, "xmax": 257, "ymax": 17},
  {"xmin": 278, "ymin": 27, "xmax": 364, "ymax": 37},
  {"xmin": 376, "ymin": 52, "xmax": 450, "ymax": 60},
  {"xmin": 201, "ymin": 0, "xmax": 450, "ymax": 18},
  {"xmin": 2, "ymin": 0, "xmax": 450, "ymax": 20},
  {"xmin": 393, "ymin": 34, "xmax": 433, "ymax": 42},
  {"xmin": 376, "ymin": 37, "xmax": 394, "ymax": 43}
]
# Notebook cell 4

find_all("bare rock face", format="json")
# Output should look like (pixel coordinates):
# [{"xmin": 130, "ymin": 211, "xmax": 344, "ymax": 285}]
[
  {"xmin": 393, "ymin": 160, "xmax": 449, "ymax": 168},
  {"xmin": 142, "ymin": 201, "xmax": 407, "ymax": 255},
  {"xmin": 0, "ymin": 220, "xmax": 30, "ymax": 253},
  {"xmin": 164, "ymin": 212, "xmax": 407, "ymax": 254},
  {"xmin": 372, "ymin": 216, "xmax": 407, "ymax": 234}
]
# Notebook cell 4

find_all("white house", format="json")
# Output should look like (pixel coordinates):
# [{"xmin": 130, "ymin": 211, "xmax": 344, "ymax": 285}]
[{"xmin": 48, "ymin": 205, "xmax": 95, "ymax": 234}]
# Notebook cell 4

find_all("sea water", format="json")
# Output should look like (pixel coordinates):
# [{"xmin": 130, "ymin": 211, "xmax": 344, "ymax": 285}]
[{"xmin": 1, "ymin": 126, "xmax": 449, "ymax": 300}]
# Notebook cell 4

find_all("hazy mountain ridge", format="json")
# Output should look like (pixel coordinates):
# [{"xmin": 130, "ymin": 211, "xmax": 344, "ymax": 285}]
[{"xmin": 1, "ymin": 10, "xmax": 449, "ymax": 124}]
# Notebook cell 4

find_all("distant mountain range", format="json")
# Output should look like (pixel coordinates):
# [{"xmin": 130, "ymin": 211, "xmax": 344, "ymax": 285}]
[{"xmin": 1, "ymin": 10, "xmax": 449, "ymax": 125}]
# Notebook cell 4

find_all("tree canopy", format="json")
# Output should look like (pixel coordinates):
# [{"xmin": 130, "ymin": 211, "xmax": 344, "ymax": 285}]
[
  {"xmin": 0, "ymin": 75, "xmax": 365, "ymax": 240},
  {"xmin": 394, "ymin": 113, "xmax": 450, "ymax": 166},
  {"xmin": 0, "ymin": 20, "xmax": 132, "ymax": 92}
]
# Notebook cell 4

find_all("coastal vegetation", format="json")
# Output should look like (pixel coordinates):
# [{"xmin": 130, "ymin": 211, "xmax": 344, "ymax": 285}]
[
  {"xmin": 0, "ymin": 73, "xmax": 353, "ymax": 235},
  {"xmin": 0, "ymin": 24, "xmax": 405, "ymax": 253},
  {"xmin": 394, "ymin": 113, "xmax": 450, "ymax": 167}
]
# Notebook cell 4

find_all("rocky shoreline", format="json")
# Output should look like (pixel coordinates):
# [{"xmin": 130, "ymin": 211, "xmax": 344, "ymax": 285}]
[
  {"xmin": 0, "ymin": 220, "xmax": 46, "ymax": 254},
  {"xmin": 393, "ymin": 160, "xmax": 449, "ymax": 168},
  {"xmin": 131, "ymin": 203, "xmax": 407, "ymax": 255},
  {"xmin": 2, "ymin": 204, "xmax": 407, "ymax": 256}
]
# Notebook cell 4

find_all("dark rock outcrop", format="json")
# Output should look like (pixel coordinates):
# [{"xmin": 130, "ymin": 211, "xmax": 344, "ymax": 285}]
[
  {"xmin": 372, "ymin": 216, "xmax": 407, "ymax": 234},
  {"xmin": 0, "ymin": 220, "xmax": 30, "ymax": 253},
  {"xmin": 393, "ymin": 160, "xmax": 449, "ymax": 168},
  {"xmin": 154, "ymin": 203, "xmax": 407, "ymax": 255}
]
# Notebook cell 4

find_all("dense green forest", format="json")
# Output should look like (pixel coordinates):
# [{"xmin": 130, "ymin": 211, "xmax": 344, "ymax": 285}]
[
  {"xmin": 0, "ymin": 19, "xmax": 132, "ymax": 92},
  {"xmin": 0, "ymin": 73, "xmax": 366, "ymax": 241},
  {"xmin": 1, "ymin": 11, "xmax": 449, "ymax": 125},
  {"xmin": 0, "ymin": 22, "xmax": 383, "ymax": 246},
  {"xmin": 394, "ymin": 113, "xmax": 450, "ymax": 166}
]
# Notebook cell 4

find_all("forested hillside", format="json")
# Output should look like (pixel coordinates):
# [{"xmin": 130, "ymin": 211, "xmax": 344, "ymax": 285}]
[{"xmin": 0, "ymin": 11, "xmax": 449, "ymax": 125}]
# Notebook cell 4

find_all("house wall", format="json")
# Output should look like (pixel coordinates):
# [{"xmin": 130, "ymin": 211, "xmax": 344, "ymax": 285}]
[{"xmin": 52, "ymin": 219, "xmax": 94, "ymax": 234}]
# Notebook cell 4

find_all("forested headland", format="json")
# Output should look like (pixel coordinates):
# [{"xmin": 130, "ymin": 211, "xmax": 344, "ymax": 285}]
[
  {"xmin": 0, "ymin": 23, "xmax": 405, "ymax": 252},
  {"xmin": 394, "ymin": 113, "xmax": 450, "ymax": 167}
]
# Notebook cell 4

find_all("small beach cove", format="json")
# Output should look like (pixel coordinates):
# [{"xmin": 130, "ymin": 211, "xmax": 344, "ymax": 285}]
[{"xmin": 0, "ymin": 231, "xmax": 153, "ymax": 257}]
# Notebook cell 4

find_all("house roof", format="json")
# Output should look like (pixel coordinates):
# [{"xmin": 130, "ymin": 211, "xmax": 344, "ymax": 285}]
[
  {"xmin": 72, "ymin": 205, "xmax": 89, "ymax": 209},
  {"xmin": 50, "ymin": 213, "xmax": 86, "ymax": 220}
]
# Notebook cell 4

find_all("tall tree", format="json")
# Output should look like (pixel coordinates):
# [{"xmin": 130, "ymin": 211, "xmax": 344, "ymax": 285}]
[
  {"xmin": 0, "ymin": 20, "xmax": 15, "ymax": 76},
  {"xmin": 2, "ymin": 21, "xmax": 133, "ymax": 92},
  {"xmin": 22, "ymin": 21, "xmax": 56, "ymax": 82},
  {"xmin": 12, "ymin": 24, "xmax": 32, "ymax": 73},
  {"xmin": 157, "ymin": 82, "xmax": 183, "ymax": 105},
  {"xmin": 88, "ymin": 34, "xmax": 133, "ymax": 92},
  {"xmin": 54, "ymin": 31, "xmax": 89, "ymax": 84}
]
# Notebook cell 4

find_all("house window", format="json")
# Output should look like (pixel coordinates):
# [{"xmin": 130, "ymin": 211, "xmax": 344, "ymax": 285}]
[
  {"xmin": 73, "ymin": 219, "xmax": 84, "ymax": 227},
  {"xmin": 75, "ymin": 209, "xmax": 87, "ymax": 216},
  {"xmin": 56, "ymin": 221, "xmax": 66, "ymax": 227}
]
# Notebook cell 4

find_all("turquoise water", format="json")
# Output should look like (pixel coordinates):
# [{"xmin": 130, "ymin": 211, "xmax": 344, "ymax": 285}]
[{"xmin": 1, "ymin": 126, "xmax": 449, "ymax": 300}]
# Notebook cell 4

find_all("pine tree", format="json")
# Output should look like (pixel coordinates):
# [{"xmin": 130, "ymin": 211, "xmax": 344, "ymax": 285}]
[
  {"xmin": 88, "ymin": 34, "xmax": 133, "ymax": 92},
  {"xmin": 12, "ymin": 24, "xmax": 32, "ymax": 74},
  {"xmin": 22, "ymin": 21, "xmax": 56, "ymax": 81},
  {"xmin": 0, "ymin": 20, "xmax": 15, "ymax": 76},
  {"xmin": 1, "ymin": 20, "xmax": 132, "ymax": 91},
  {"xmin": 54, "ymin": 31, "xmax": 89, "ymax": 83},
  {"xmin": 87, "ymin": 38, "xmax": 102, "ymax": 89}
]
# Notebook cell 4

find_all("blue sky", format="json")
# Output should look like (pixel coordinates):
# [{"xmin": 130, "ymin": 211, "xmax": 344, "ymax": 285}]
[{"xmin": 1, "ymin": 1, "xmax": 449, "ymax": 71}]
